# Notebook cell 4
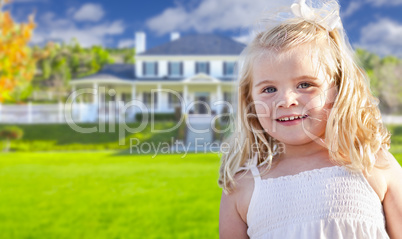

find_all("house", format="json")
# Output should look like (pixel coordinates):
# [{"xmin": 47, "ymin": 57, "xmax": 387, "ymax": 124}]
[{"xmin": 70, "ymin": 32, "xmax": 245, "ymax": 122}]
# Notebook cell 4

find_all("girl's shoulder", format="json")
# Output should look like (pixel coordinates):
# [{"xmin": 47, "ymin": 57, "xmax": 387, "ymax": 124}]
[
  {"xmin": 365, "ymin": 149, "xmax": 402, "ymax": 202},
  {"xmin": 369, "ymin": 149, "xmax": 402, "ymax": 237},
  {"xmin": 364, "ymin": 165, "xmax": 387, "ymax": 202},
  {"xmin": 219, "ymin": 169, "xmax": 254, "ymax": 238},
  {"xmin": 228, "ymin": 169, "xmax": 256, "ymax": 224}
]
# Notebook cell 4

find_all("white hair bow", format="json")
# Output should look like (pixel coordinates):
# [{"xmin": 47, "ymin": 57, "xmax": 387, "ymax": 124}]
[{"xmin": 290, "ymin": 0, "xmax": 342, "ymax": 31}]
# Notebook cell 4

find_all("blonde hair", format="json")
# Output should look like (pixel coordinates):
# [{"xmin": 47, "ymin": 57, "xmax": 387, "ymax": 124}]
[{"xmin": 218, "ymin": 19, "xmax": 391, "ymax": 194}]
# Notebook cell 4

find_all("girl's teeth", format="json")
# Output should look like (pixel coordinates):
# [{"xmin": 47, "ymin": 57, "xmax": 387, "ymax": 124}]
[{"xmin": 279, "ymin": 115, "xmax": 307, "ymax": 121}]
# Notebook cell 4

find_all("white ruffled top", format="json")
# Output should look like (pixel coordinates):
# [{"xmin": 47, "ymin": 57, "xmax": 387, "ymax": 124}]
[{"xmin": 246, "ymin": 164, "xmax": 389, "ymax": 239}]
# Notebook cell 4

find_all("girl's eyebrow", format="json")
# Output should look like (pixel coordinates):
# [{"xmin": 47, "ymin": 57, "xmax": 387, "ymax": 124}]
[
  {"xmin": 294, "ymin": 75, "xmax": 319, "ymax": 81},
  {"xmin": 254, "ymin": 79, "xmax": 274, "ymax": 88},
  {"xmin": 253, "ymin": 75, "xmax": 318, "ymax": 87}
]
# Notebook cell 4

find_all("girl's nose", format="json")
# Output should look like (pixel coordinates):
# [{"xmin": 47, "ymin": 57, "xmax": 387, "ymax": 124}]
[{"xmin": 276, "ymin": 90, "xmax": 298, "ymax": 108}]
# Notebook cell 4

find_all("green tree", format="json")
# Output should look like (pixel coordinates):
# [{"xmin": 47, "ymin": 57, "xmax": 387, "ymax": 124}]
[
  {"xmin": 31, "ymin": 41, "xmax": 114, "ymax": 101},
  {"xmin": 375, "ymin": 62, "xmax": 402, "ymax": 113},
  {"xmin": 381, "ymin": 56, "xmax": 400, "ymax": 65},
  {"xmin": 355, "ymin": 48, "xmax": 402, "ymax": 113},
  {"xmin": 123, "ymin": 48, "xmax": 135, "ymax": 64},
  {"xmin": 355, "ymin": 48, "xmax": 381, "ymax": 70}
]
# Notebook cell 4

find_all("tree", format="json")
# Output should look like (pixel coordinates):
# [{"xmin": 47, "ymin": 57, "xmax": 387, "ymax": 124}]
[
  {"xmin": 355, "ymin": 48, "xmax": 402, "ymax": 113},
  {"xmin": 355, "ymin": 48, "xmax": 381, "ymax": 70},
  {"xmin": 375, "ymin": 61, "xmax": 402, "ymax": 113},
  {"xmin": 31, "ymin": 41, "xmax": 115, "ymax": 99},
  {"xmin": 355, "ymin": 48, "xmax": 381, "ymax": 95},
  {"xmin": 0, "ymin": 0, "xmax": 36, "ymax": 102},
  {"xmin": 123, "ymin": 48, "xmax": 135, "ymax": 64}
]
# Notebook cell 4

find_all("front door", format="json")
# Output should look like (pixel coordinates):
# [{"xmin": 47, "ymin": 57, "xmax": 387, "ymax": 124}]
[
  {"xmin": 198, "ymin": 96, "xmax": 208, "ymax": 114},
  {"xmin": 194, "ymin": 92, "xmax": 210, "ymax": 114}
]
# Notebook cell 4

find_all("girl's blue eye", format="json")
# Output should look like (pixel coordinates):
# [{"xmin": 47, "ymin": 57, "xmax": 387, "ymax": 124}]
[
  {"xmin": 263, "ymin": 87, "xmax": 277, "ymax": 93},
  {"xmin": 298, "ymin": 82, "xmax": 311, "ymax": 89}
]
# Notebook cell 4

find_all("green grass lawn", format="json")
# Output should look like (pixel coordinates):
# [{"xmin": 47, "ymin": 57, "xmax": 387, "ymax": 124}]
[
  {"xmin": 0, "ymin": 151, "xmax": 401, "ymax": 239},
  {"xmin": 1, "ymin": 123, "xmax": 402, "ymax": 238},
  {"xmin": 0, "ymin": 152, "xmax": 222, "ymax": 239},
  {"xmin": 1, "ymin": 123, "xmax": 401, "ymax": 153},
  {"xmin": 1, "ymin": 122, "xmax": 182, "ymax": 151}
]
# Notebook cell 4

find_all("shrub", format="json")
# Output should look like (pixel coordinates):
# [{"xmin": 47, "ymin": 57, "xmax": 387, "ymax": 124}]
[
  {"xmin": 174, "ymin": 106, "xmax": 182, "ymax": 121},
  {"xmin": 0, "ymin": 126, "xmax": 23, "ymax": 140},
  {"xmin": 135, "ymin": 113, "xmax": 176, "ymax": 122},
  {"xmin": 0, "ymin": 126, "xmax": 24, "ymax": 152},
  {"xmin": 176, "ymin": 120, "xmax": 187, "ymax": 142}
]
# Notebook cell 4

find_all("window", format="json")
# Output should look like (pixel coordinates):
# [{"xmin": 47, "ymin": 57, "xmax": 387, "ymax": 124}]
[
  {"xmin": 224, "ymin": 62, "xmax": 235, "ymax": 76},
  {"xmin": 143, "ymin": 92, "xmax": 151, "ymax": 104},
  {"xmin": 169, "ymin": 62, "xmax": 182, "ymax": 76},
  {"xmin": 121, "ymin": 93, "xmax": 128, "ymax": 103},
  {"xmin": 224, "ymin": 92, "xmax": 233, "ymax": 103},
  {"xmin": 143, "ymin": 92, "xmax": 158, "ymax": 106},
  {"xmin": 196, "ymin": 62, "xmax": 209, "ymax": 74},
  {"xmin": 143, "ymin": 62, "xmax": 158, "ymax": 76},
  {"xmin": 168, "ymin": 92, "xmax": 183, "ymax": 108}
]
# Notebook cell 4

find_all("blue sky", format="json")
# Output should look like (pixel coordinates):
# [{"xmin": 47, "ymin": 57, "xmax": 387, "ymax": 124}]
[{"xmin": 6, "ymin": 0, "xmax": 402, "ymax": 57}]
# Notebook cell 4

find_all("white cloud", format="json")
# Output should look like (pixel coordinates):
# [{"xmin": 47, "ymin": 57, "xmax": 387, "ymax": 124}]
[
  {"xmin": 366, "ymin": 0, "xmax": 402, "ymax": 6},
  {"xmin": 66, "ymin": 7, "xmax": 76, "ymax": 16},
  {"xmin": 12, "ymin": 0, "xmax": 47, "ymax": 2},
  {"xmin": 232, "ymin": 35, "xmax": 250, "ymax": 44},
  {"xmin": 73, "ymin": 3, "xmax": 105, "ymax": 22},
  {"xmin": 341, "ymin": 0, "xmax": 402, "ymax": 17},
  {"xmin": 31, "ymin": 11, "xmax": 125, "ymax": 47},
  {"xmin": 341, "ymin": 1, "xmax": 363, "ymax": 18},
  {"xmin": 232, "ymin": 33, "xmax": 256, "ymax": 45},
  {"xmin": 40, "ymin": 12, "xmax": 71, "ymax": 28},
  {"xmin": 146, "ymin": 0, "xmax": 293, "ymax": 35},
  {"xmin": 118, "ymin": 39, "xmax": 135, "ymax": 48},
  {"xmin": 357, "ymin": 18, "xmax": 402, "ymax": 57}
]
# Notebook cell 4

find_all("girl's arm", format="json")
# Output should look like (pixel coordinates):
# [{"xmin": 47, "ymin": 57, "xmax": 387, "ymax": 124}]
[
  {"xmin": 382, "ymin": 151, "xmax": 402, "ymax": 238},
  {"xmin": 219, "ymin": 191, "xmax": 249, "ymax": 239}
]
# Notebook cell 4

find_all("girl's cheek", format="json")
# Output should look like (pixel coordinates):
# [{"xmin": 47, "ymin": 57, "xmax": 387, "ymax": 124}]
[
  {"xmin": 304, "ymin": 89, "xmax": 334, "ymax": 108},
  {"xmin": 325, "ymin": 87, "xmax": 338, "ymax": 105},
  {"xmin": 254, "ymin": 102, "xmax": 272, "ymax": 118}
]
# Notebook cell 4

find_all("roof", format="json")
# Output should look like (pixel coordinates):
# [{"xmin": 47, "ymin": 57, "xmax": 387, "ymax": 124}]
[
  {"xmin": 132, "ymin": 76, "xmax": 235, "ymax": 82},
  {"xmin": 76, "ymin": 64, "xmax": 135, "ymax": 81},
  {"xmin": 73, "ymin": 63, "xmax": 236, "ymax": 83},
  {"xmin": 139, "ymin": 34, "xmax": 246, "ymax": 56}
]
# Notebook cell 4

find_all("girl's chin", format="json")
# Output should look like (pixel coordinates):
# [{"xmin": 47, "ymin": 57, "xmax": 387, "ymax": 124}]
[
  {"xmin": 277, "ymin": 137, "xmax": 316, "ymax": 146},
  {"xmin": 275, "ymin": 131, "xmax": 327, "ymax": 146}
]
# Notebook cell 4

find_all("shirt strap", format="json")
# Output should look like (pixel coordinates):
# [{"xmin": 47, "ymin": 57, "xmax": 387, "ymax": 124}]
[{"xmin": 249, "ymin": 165, "xmax": 262, "ymax": 182}]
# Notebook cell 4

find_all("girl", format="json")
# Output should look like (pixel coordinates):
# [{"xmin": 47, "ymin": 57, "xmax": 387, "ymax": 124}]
[{"xmin": 218, "ymin": 0, "xmax": 402, "ymax": 238}]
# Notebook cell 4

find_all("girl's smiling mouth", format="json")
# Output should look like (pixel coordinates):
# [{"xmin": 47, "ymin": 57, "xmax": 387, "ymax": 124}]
[{"xmin": 276, "ymin": 114, "xmax": 309, "ymax": 124}]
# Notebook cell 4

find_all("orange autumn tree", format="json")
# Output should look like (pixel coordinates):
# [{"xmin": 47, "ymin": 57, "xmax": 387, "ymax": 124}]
[{"xmin": 0, "ymin": 0, "xmax": 36, "ymax": 102}]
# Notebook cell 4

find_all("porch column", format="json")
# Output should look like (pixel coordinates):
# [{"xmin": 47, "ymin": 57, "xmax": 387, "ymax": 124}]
[
  {"xmin": 157, "ymin": 83, "xmax": 162, "ymax": 112},
  {"xmin": 131, "ymin": 84, "xmax": 137, "ymax": 122},
  {"xmin": 71, "ymin": 85, "xmax": 77, "ymax": 101},
  {"xmin": 93, "ymin": 82, "xmax": 98, "ymax": 104},
  {"xmin": 182, "ymin": 84, "xmax": 188, "ymax": 114},
  {"xmin": 216, "ymin": 84, "xmax": 223, "ymax": 114},
  {"xmin": 116, "ymin": 91, "xmax": 122, "ymax": 102},
  {"xmin": 115, "ymin": 91, "xmax": 122, "ymax": 123},
  {"xmin": 131, "ymin": 84, "xmax": 136, "ymax": 101}
]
